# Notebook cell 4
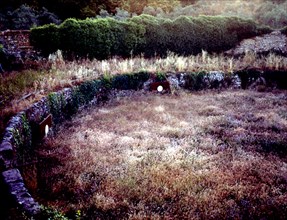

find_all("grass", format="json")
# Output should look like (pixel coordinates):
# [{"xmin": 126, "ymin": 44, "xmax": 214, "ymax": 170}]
[
  {"xmin": 1, "ymin": 51, "xmax": 287, "ymax": 138},
  {"xmin": 36, "ymin": 90, "xmax": 287, "ymax": 219}
]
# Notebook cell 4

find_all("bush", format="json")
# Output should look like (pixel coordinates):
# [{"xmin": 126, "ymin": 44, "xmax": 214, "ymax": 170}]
[
  {"xmin": 0, "ymin": 5, "xmax": 61, "ymax": 31},
  {"xmin": 30, "ymin": 24, "xmax": 60, "ymax": 56},
  {"xmin": 111, "ymin": 71, "xmax": 150, "ymax": 90},
  {"xmin": 254, "ymin": 2, "xmax": 287, "ymax": 29},
  {"xmin": 0, "ymin": 44, "xmax": 5, "ymax": 62},
  {"xmin": 10, "ymin": 5, "xmax": 38, "ymax": 30},
  {"xmin": 131, "ymin": 15, "xmax": 270, "ymax": 56},
  {"xmin": 31, "ymin": 15, "xmax": 271, "ymax": 59},
  {"xmin": 129, "ymin": 15, "xmax": 171, "ymax": 56},
  {"xmin": 31, "ymin": 17, "xmax": 145, "ymax": 59},
  {"xmin": 182, "ymin": 72, "xmax": 207, "ymax": 90}
]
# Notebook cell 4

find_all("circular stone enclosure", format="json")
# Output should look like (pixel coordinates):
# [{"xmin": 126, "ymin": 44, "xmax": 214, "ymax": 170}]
[
  {"xmin": 1, "ymin": 71, "xmax": 287, "ymax": 219},
  {"xmin": 36, "ymin": 90, "xmax": 287, "ymax": 219}
]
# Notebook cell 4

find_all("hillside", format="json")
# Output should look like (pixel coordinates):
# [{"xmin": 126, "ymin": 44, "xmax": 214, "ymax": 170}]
[{"xmin": 226, "ymin": 31, "xmax": 287, "ymax": 57}]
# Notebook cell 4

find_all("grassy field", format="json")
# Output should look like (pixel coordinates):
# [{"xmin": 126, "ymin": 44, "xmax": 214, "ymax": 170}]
[
  {"xmin": 1, "ymin": 51, "xmax": 287, "ymax": 138},
  {"xmin": 36, "ymin": 90, "xmax": 287, "ymax": 219}
]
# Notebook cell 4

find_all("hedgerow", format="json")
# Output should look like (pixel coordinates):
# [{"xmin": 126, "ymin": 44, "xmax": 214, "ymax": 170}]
[
  {"xmin": 30, "ymin": 15, "xmax": 272, "ymax": 59},
  {"xmin": 30, "ymin": 23, "xmax": 60, "ymax": 56}
]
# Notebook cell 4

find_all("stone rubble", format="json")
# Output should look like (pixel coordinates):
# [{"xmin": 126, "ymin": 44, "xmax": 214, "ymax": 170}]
[{"xmin": 226, "ymin": 31, "xmax": 287, "ymax": 57}]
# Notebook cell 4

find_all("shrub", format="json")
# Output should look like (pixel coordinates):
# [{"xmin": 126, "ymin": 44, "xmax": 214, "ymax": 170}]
[
  {"xmin": 12, "ymin": 114, "xmax": 33, "ymax": 166},
  {"xmin": 108, "ymin": 19, "xmax": 146, "ymax": 57},
  {"xmin": 129, "ymin": 15, "xmax": 170, "ymax": 56},
  {"xmin": 67, "ymin": 79, "xmax": 108, "ymax": 116},
  {"xmin": 131, "ymin": 15, "xmax": 271, "ymax": 56},
  {"xmin": 10, "ymin": 5, "xmax": 38, "ymax": 30},
  {"xmin": 47, "ymin": 92, "xmax": 67, "ymax": 124},
  {"xmin": 254, "ymin": 2, "xmax": 287, "ymax": 29},
  {"xmin": 0, "ymin": 44, "xmax": 5, "ymax": 62},
  {"xmin": 31, "ymin": 15, "xmax": 271, "ymax": 59},
  {"xmin": 37, "ymin": 205, "xmax": 68, "ymax": 220},
  {"xmin": 30, "ymin": 24, "xmax": 60, "ymax": 56},
  {"xmin": 111, "ymin": 71, "xmax": 150, "ymax": 90},
  {"xmin": 183, "ymin": 72, "xmax": 206, "ymax": 90},
  {"xmin": 37, "ymin": 7, "xmax": 61, "ymax": 26},
  {"xmin": 77, "ymin": 80, "xmax": 102, "ymax": 104},
  {"xmin": 31, "ymin": 17, "xmax": 146, "ymax": 59}
]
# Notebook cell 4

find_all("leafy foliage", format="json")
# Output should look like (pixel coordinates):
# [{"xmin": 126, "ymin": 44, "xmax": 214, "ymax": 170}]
[
  {"xmin": 47, "ymin": 92, "xmax": 68, "ymax": 124},
  {"xmin": 130, "ymin": 15, "xmax": 271, "ymax": 57},
  {"xmin": 121, "ymin": 0, "xmax": 180, "ymax": 14},
  {"xmin": 31, "ymin": 17, "xmax": 146, "ymax": 59},
  {"xmin": 29, "ymin": 23, "xmax": 60, "ymax": 56},
  {"xmin": 0, "ymin": 4, "xmax": 61, "ymax": 30},
  {"xmin": 144, "ymin": 0, "xmax": 287, "ymax": 29},
  {"xmin": 31, "ymin": 15, "xmax": 270, "ymax": 59},
  {"xmin": 111, "ymin": 71, "xmax": 150, "ymax": 90},
  {"xmin": 12, "ymin": 114, "xmax": 33, "ymax": 166},
  {"xmin": 37, "ymin": 205, "xmax": 68, "ymax": 220}
]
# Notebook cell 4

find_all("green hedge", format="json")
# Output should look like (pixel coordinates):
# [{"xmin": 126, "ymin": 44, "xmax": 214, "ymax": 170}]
[
  {"xmin": 129, "ymin": 15, "xmax": 271, "ymax": 56},
  {"xmin": 30, "ymin": 23, "xmax": 60, "ymax": 56},
  {"xmin": 30, "ymin": 15, "xmax": 272, "ymax": 59}
]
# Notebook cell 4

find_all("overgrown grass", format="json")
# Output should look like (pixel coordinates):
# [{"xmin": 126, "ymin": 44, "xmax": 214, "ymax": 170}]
[
  {"xmin": 37, "ymin": 90, "xmax": 287, "ymax": 219},
  {"xmin": 1, "ymin": 51, "xmax": 287, "ymax": 138}
]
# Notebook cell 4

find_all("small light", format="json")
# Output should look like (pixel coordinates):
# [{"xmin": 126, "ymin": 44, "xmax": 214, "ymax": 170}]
[
  {"xmin": 157, "ymin": 85, "xmax": 163, "ymax": 92},
  {"xmin": 45, "ymin": 124, "xmax": 49, "ymax": 137}
]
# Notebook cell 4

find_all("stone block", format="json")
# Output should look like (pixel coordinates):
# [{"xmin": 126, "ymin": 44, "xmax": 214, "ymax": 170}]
[
  {"xmin": 2, "ymin": 169, "xmax": 23, "ymax": 184},
  {"xmin": 0, "ymin": 141, "xmax": 14, "ymax": 160},
  {"xmin": 2, "ymin": 169, "xmax": 40, "ymax": 216}
]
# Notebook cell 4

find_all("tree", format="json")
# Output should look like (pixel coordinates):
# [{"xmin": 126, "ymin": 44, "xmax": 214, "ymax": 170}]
[
  {"xmin": 180, "ymin": 0, "xmax": 198, "ymax": 6},
  {"xmin": 120, "ymin": 0, "xmax": 180, "ymax": 14}
]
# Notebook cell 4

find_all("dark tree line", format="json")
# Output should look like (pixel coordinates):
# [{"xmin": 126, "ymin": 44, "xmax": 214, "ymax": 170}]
[
  {"xmin": 1, "ymin": 0, "xmax": 286, "ymax": 30},
  {"xmin": 0, "ymin": 0, "xmax": 197, "ymax": 24}
]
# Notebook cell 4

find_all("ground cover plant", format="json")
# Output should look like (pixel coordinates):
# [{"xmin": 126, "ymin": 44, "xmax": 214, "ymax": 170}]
[{"xmin": 36, "ymin": 90, "xmax": 287, "ymax": 219}]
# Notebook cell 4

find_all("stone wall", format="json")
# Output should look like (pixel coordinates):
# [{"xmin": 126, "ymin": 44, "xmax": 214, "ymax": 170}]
[
  {"xmin": 0, "ymin": 86, "xmax": 78, "ymax": 216},
  {"xmin": 0, "ymin": 70, "xmax": 286, "ymax": 217},
  {"xmin": 0, "ymin": 30, "xmax": 32, "ymax": 54},
  {"xmin": 0, "ymin": 73, "xmax": 149, "ymax": 217},
  {"xmin": 0, "ymin": 30, "xmax": 38, "ymax": 70}
]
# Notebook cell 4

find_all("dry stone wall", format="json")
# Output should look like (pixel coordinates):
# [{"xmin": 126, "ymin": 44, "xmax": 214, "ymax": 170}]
[
  {"xmin": 0, "ymin": 30, "xmax": 38, "ymax": 70},
  {"xmin": 0, "ymin": 87, "xmax": 76, "ymax": 216},
  {"xmin": 0, "ymin": 71, "xmax": 286, "ymax": 217}
]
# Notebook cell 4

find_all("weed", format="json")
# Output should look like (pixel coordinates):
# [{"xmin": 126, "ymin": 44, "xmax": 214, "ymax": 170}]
[{"xmin": 12, "ymin": 114, "xmax": 33, "ymax": 166}]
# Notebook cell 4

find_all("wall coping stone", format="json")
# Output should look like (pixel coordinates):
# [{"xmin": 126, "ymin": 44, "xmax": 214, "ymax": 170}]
[{"xmin": 2, "ymin": 169, "xmax": 40, "ymax": 215}]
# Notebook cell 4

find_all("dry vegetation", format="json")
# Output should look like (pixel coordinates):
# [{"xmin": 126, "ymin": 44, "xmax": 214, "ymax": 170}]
[
  {"xmin": 36, "ymin": 90, "xmax": 287, "ymax": 219},
  {"xmin": 1, "ymin": 51, "xmax": 287, "ymax": 137}
]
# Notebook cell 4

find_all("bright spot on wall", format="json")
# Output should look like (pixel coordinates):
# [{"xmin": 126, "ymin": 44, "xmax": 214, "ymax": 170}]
[
  {"xmin": 45, "ymin": 125, "xmax": 49, "ymax": 137},
  {"xmin": 157, "ymin": 85, "xmax": 163, "ymax": 92}
]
